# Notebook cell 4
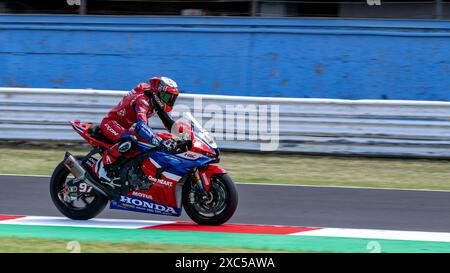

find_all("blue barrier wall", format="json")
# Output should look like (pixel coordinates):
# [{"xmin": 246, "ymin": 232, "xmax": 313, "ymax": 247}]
[{"xmin": 0, "ymin": 15, "xmax": 449, "ymax": 100}]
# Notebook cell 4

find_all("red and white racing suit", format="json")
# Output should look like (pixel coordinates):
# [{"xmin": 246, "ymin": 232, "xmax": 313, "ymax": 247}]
[{"xmin": 100, "ymin": 83, "xmax": 174, "ymax": 166}]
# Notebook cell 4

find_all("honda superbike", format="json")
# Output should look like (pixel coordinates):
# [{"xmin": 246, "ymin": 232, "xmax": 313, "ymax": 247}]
[{"xmin": 50, "ymin": 113, "xmax": 238, "ymax": 225}]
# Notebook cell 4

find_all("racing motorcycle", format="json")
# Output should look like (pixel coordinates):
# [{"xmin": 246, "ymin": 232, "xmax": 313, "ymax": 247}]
[{"xmin": 50, "ymin": 112, "xmax": 238, "ymax": 225}]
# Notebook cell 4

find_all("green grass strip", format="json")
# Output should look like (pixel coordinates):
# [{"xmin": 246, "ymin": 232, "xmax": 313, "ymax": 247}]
[
  {"xmin": 0, "ymin": 237, "xmax": 285, "ymax": 253},
  {"xmin": 1, "ymin": 224, "xmax": 450, "ymax": 253}
]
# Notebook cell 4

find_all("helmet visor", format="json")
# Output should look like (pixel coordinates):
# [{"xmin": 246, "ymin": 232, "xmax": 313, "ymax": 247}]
[{"xmin": 159, "ymin": 90, "xmax": 178, "ymax": 107}]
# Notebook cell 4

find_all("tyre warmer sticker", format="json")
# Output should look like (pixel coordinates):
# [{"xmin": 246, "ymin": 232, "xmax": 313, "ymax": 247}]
[{"xmin": 2, "ymin": 214, "xmax": 450, "ymax": 242}]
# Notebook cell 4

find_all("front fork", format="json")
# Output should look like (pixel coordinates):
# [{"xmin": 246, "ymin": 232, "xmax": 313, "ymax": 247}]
[
  {"xmin": 193, "ymin": 165, "xmax": 228, "ymax": 205},
  {"xmin": 193, "ymin": 168, "xmax": 219, "ymax": 205},
  {"xmin": 193, "ymin": 168, "xmax": 209, "ymax": 197}
]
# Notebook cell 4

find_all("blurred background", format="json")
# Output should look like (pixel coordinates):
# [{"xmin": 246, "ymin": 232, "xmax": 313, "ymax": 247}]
[
  {"xmin": 1, "ymin": 0, "xmax": 450, "ymax": 156},
  {"xmin": 2, "ymin": 0, "xmax": 450, "ymax": 254},
  {"xmin": 1, "ymin": 0, "xmax": 450, "ymax": 101},
  {"xmin": 1, "ymin": 0, "xmax": 450, "ymax": 19}
]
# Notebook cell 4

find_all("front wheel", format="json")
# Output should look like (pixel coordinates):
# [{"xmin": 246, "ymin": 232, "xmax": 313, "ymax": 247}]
[
  {"xmin": 50, "ymin": 156, "xmax": 108, "ymax": 220},
  {"xmin": 182, "ymin": 173, "xmax": 238, "ymax": 225}
]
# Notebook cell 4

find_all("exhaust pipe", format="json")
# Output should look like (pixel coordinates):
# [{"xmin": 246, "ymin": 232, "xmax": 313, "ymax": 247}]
[{"xmin": 64, "ymin": 152, "xmax": 112, "ymax": 198}]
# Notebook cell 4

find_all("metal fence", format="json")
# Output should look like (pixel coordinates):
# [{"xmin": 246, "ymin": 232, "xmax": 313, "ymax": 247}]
[{"xmin": 2, "ymin": 87, "xmax": 450, "ymax": 158}]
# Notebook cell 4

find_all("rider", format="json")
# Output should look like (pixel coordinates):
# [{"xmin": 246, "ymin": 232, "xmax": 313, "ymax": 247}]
[{"xmin": 95, "ymin": 76, "xmax": 181, "ymax": 183}]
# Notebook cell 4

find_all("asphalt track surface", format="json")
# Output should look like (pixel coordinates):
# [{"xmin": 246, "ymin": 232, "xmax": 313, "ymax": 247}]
[{"xmin": 2, "ymin": 175, "xmax": 450, "ymax": 233}]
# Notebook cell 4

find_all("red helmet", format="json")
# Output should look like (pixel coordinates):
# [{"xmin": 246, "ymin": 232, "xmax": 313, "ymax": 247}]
[{"xmin": 149, "ymin": 76, "xmax": 180, "ymax": 112}]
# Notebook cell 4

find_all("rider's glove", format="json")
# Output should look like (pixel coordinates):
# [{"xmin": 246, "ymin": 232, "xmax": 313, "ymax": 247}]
[{"xmin": 130, "ymin": 120, "xmax": 159, "ymax": 146}]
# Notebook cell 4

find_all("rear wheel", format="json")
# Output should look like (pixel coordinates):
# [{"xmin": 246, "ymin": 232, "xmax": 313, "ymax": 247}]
[
  {"xmin": 50, "ymin": 156, "xmax": 108, "ymax": 220},
  {"xmin": 182, "ymin": 173, "xmax": 238, "ymax": 225}
]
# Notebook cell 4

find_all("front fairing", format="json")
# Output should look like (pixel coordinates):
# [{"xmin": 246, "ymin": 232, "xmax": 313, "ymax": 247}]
[
  {"xmin": 152, "ymin": 150, "xmax": 216, "ymax": 174},
  {"xmin": 183, "ymin": 112, "xmax": 219, "ymax": 158}
]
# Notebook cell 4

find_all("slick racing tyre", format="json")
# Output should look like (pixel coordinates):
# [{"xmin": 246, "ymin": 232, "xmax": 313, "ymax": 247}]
[
  {"xmin": 182, "ymin": 173, "xmax": 238, "ymax": 225},
  {"xmin": 50, "ymin": 156, "xmax": 108, "ymax": 220}
]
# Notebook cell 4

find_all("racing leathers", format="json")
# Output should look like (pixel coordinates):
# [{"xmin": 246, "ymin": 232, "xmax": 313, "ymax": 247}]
[{"xmin": 97, "ymin": 83, "xmax": 177, "ymax": 182}]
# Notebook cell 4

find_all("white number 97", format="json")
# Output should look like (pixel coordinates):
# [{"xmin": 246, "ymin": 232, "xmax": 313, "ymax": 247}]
[{"xmin": 78, "ymin": 183, "xmax": 91, "ymax": 193}]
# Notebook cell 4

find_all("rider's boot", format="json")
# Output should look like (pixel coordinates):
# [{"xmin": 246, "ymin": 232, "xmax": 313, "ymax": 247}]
[
  {"xmin": 95, "ymin": 137, "xmax": 135, "ymax": 184},
  {"xmin": 95, "ymin": 159, "xmax": 115, "ymax": 183}
]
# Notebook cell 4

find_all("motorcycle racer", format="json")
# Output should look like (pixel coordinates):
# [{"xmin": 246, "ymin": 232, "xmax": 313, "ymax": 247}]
[{"xmin": 96, "ymin": 76, "xmax": 182, "ymax": 183}]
